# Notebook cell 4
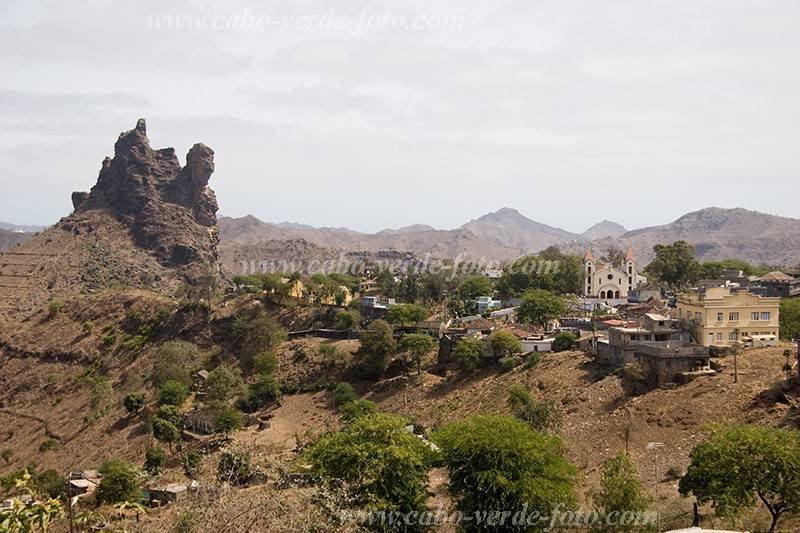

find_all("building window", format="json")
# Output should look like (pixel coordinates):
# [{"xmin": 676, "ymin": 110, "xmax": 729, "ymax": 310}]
[
  {"xmin": 729, "ymin": 312, "xmax": 739, "ymax": 321},
  {"xmin": 751, "ymin": 312, "xmax": 760, "ymax": 321},
  {"xmin": 717, "ymin": 313, "xmax": 723, "ymax": 321},
  {"xmin": 761, "ymin": 312, "xmax": 771, "ymax": 321},
  {"xmin": 716, "ymin": 333, "xmax": 723, "ymax": 341},
  {"xmin": 729, "ymin": 332, "xmax": 737, "ymax": 341}
]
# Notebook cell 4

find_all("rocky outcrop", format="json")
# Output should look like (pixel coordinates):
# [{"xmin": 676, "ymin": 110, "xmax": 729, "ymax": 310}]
[{"xmin": 70, "ymin": 119, "xmax": 220, "ymax": 278}]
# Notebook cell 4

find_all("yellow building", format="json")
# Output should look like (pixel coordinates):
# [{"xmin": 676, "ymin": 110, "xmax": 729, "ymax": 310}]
[
  {"xmin": 582, "ymin": 247, "xmax": 645, "ymax": 299},
  {"xmin": 676, "ymin": 287, "xmax": 780, "ymax": 346}
]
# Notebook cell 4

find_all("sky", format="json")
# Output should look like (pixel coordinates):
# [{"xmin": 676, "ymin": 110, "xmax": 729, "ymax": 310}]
[{"xmin": 0, "ymin": 0, "xmax": 798, "ymax": 234}]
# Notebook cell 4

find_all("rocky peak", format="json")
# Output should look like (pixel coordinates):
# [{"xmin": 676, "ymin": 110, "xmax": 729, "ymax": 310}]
[{"xmin": 70, "ymin": 119, "xmax": 220, "ymax": 276}]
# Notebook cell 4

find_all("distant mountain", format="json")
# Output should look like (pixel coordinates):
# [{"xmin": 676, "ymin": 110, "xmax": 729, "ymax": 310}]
[
  {"xmin": 377, "ymin": 224, "xmax": 437, "ymax": 236},
  {"xmin": 276, "ymin": 221, "xmax": 316, "ymax": 230},
  {"xmin": 459, "ymin": 208, "xmax": 580, "ymax": 253},
  {"xmin": 0, "ymin": 221, "xmax": 45, "ymax": 232},
  {"xmin": 0, "ymin": 228, "xmax": 34, "ymax": 252},
  {"xmin": 581, "ymin": 220, "xmax": 627, "ymax": 241}
]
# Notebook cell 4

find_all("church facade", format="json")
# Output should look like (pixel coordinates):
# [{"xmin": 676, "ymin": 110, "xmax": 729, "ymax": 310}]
[{"xmin": 582, "ymin": 247, "xmax": 645, "ymax": 299}]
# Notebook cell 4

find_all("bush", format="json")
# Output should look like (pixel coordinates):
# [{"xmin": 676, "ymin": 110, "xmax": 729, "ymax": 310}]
[
  {"xmin": 216, "ymin": 450, "xmax": 252, "ymax": 486},
  {"xmin": 252, "ymin": 351, "xmax": 279, "ymax": 376},
  {"xmin": 507, "ymin": 384, "xmax": 532, "ymax": 410},
  {"xmin": 181, "ymin": 452, "xmax": 202, "ymax": 479},
  {"xmin": 39, "ymin": 439, "xmax": 58, "ymax": 453},
  {"xmin": 553, "ymin": 331, "xmax": 577, "ymax": 352},
  {"xmin": 514, "ymin": 398, "xmax": 563, "ymax": 434},
  {"xmin": 500, "ymin": 356, "xmax": 521, "ymax": 372},
  {"xmin": 334, "ymin": 382, "xmax": 358, "ymax": 407},
  {"xmin": 82, "ymin": 321, "xmax": 95, "ymax": 334},
  {"xmin": 47, "ymin": 300, "xmax": 62, "ymax": 318},
  {"xmin": 144, "ymin": 448, "xmax": 166, "ymax": 475},
  {"xmin": 95, "ymin": 460, "xmax": 141, "ymax": 505},
  {"xmin": 321, "ymin": 344, "xmax": 352, "ymax": 367},
  {"xmin": 453, "ymin": 338, "xmax": 484, "ymax": 372},
  {"xmin": 213, "ymin": 407, "xmax": 244, "ymax": 436},
  {"xmin": 524, "ymin": 352, "xmax": 542, "ymax": 368},
  {"xmin": 123, "ymin": 392, "xmax": 145, "ymax": 414},
  {"xmin": 339, "ymin": 399, "xmax": 378, "ymax": 423},
  {"xmin": 204, "ymin": 366, "xmax": 239, "ymax": 404},
  {"xmin": 1, "ymin": 448, "xmax": 12, "ymax": 464},
  {"xmin": 150, "ymin": 341, "xmax": 198, "ymax": 387},
  {"xmin": 156, "ymin": 380, "xmax": 189, "ymax": 407},
  {"xmin": 242, "ymin": 375, "xmax": 282, "ymax": 412}
]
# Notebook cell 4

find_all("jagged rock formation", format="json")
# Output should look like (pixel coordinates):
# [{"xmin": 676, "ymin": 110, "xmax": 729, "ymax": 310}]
[
  {"xmin": 70, "ymin": 118, "xmax": 219, "ymax": 271},
  {"xmin": 0, "ymin": 120, "xmax": 220, "ymax": 315}
]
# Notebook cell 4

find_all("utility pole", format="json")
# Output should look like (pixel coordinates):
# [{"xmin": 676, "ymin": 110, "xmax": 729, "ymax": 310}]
[{"xmin": 647, "ymin": 442, "xmax": 664, "ymax": 532}]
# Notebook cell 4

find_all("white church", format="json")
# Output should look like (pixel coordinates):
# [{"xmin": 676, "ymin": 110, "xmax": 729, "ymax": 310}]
[{"xmin": 582, "ymin": 247, "xmax": 646, "ymax": 300}]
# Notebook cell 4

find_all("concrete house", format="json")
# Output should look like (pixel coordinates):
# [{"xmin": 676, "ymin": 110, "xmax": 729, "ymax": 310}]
[{"xmin": 582, "ymin": 247, "xmax": 646, "ymax": 300}]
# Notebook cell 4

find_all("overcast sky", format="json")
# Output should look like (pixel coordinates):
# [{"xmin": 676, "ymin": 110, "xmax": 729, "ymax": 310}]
[{"xmin": 1, "ymin": 0, "xmax": 798, "ymax": 234}]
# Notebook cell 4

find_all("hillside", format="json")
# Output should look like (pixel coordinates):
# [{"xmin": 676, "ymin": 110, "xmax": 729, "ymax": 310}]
[
  {"xmin": 0, "ymin": 228, "xmax": 34, "ymax": 253},
  {"xmin": 459, "ymin": 207, "xmax": 580, "ymax": 253}
]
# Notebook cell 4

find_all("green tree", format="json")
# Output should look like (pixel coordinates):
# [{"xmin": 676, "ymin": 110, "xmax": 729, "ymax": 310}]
[
  {"xmin": 212, "ymin": 407, "xmax": 244, "ymax": 436},
  {"xmin": 355, "ymin": 319, "xmax": 396, "ymax": 378},
  {"xmin": 242, "ymin": 374, "xmax": 281, "ymax": 412},
  {"xmin": 679, "ymin": 424, "xmax": 800, "ymax": 533},
  {"xmin": 144, "ymin": 448, "xmax": 166, "ymax": 476},
  {"xmin": 553, "ymin": 331, "xmax": 577, "ymax": 352},
  {"xmin": 497, "ymin": 249, "xmax": 583, "ymax": 297},
  {"xmin": 337, "ymin": 309, "xmax": 360, "ymax": 330},
  {"xmin": 305, "ymin": 412, "xmax": 435, "ymax": 517},
  {"xmin": 507, "ymin": 383, "xmax": 532, "ymax": 411},
  {"xmin": 433, "ymin": 415, "xmax": 578, "ymax": 529},
  {"xmin": 779, "ymin": 298, "xmax": 800, "ymax": 341},
  {"xmin": 593, "ymin": 452, "xmax": 652, "ymax": 532},
  {"xmin": 386, "ymin": 304, "xmax": 429, "ymax": 325},
  {"xmin": 204, "ymin": 366, "xmax": 239, "ymax": 404},
  {"xmin": 517, "ymin": 289, "xmax": 567, "ymax": 329},
  {"xmin": 181, "ymin": 452, "xmax": 203, "ymax": 479},
  {"xmin": 155, "ymin": 405, "xmax": 183, "ymax": 428},
  {"xmin": 252, "ymin": 351, "xmax": 279, "ymax": 376},
  {"xmin": 452, "ymin": 337, "xmax": 484, "ymax": 371},
  {"xmin": 156, "ymin": 380, "xmax": 188, "ymax": 407},
  {"xmin": 150, "ymin": 341, "xmax": 197, "ymax": 387},
  {"xmin": 399, "ymin": 333, "xmax": 436, "ymax": 374},
  {"xmin": 95, "ymin": 460, "xmax": 141, "ymax": 505},
  {"xmin": 339, "ymin": 399, "xmax": 378, "ymax": 423},
  {"xmin": 151, "ymin": 417, "xmax": 181, "ymax": 452},
  {"xmin": 123, "ymin": 392, "xmax": 145, "ymax": 415},
  {"xmin": 0, "ymin": 470, "xmax": 62, "ymax": 532},
  {"xmin": 456, "ymin": 275, "xmax": 494, "ymax": 301},
  {"xmin": 489, "ymin": 330, "xmax": 522, "ymax": 359},
  {"xmin": 644, "ymin": 240, "xmax": 701, "ymax": 290}
]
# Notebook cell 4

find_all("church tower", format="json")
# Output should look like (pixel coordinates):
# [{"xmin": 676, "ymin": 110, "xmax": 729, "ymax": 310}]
[
  {"xmin": 583, "ymin": 248, "xmax": 595, "ymax": 296},
  {"xmin": 624, "ymin": 247, "xmax": 636, "ymax": 292}
]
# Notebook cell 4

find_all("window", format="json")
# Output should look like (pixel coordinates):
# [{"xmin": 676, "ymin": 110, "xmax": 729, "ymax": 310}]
[
  {"xmin": 761, "ymin": 312, "xmax": 771, "ymax": 321},
  {"xmin": 717, "ymin": 313, "xmax": 723, "ymax": 322},
  {"xmin": 729, "ymin": 312, "xmax": 739, "ymax": 321},
  {"xmin": 751, "ymin": 312, "xmax": 760, "ymax": 321},
  {"xmin": 729, "ymin": 332, "xmax": 737, "ymax": 341},
  {"xmin": 717, "ymin": 333, "xmax": 723, "ymax": 341}
]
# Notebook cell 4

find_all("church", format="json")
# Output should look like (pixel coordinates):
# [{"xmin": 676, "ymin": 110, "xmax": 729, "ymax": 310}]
[{"xmin": 582, "ymin": 247, "xmax": 645, "ymax": 299}]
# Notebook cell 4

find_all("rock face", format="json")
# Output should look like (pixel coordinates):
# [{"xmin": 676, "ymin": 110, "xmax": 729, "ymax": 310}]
[{"xmin": 71, "ymin": 119, "xmax": 220, "ymax": 276}]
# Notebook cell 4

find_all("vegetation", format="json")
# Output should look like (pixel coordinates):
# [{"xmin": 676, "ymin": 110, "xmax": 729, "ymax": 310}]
[
  {"xmin": 645, "ymin": 240, "xmax": 701, "ymax": 289},
  {"xmin": 489, "ymin": 330, "xmax": 522, "ymax": 359},
  {"xmin": 386, "ymin": 304, "xmax": 428, "ymax": 325},
  {"xmin": 514, "ymin": 398, "xmax": 563, "ymax": 435},
  {"xmin": 151, "ymin": 341, "xmax": 198, "ymax": 387},
  {"xmin": 95, "ymin": 460, "xmax": 141, "ymax": 505},
  {"xmin": 339, "ymin": 399, "xmax": 378, "ymax": 423},
  {"xmin": 433, "ymin": 415, "xmax": 578, "ymax": 525},
  {"xmin": 213, "ymin": 406, "xmax": 244, "ymax": 436},
  {"xmin": 337, "ymin": 309, "xmax": 360, "ymax": 330},
  {"xmin": 242, "ymin": 374, "xmax": 281, "ymax": 412},
  {"xmin": 399, "ymin": 333, "xmax": 436, "ymax": 374},
  {"xmin": 334, "ymin": 382, "xmax": 358, "ymax": 407},
  {"xmin": 305, "ymin": 412, "xmax": 435, "ymax": 517},
  {"xmin": 507, "ymin": 383, "xmax": 532, "ymax": 411},
  {"xmin": 1, "ymin": 448, "xmax": 13, "ymax": 465},
  {"xmin": 455, "ymin": 275, "xmax": 494, "ymax": 301},
  {"xmin": 47, "ymin": 300, "xmax": 63, "ymax": 318},
  {"xmin": 123, "ymin": 392, "xmax": 145, "ymax": 414},
  {"xmin": 453, "ymin": 337, "xmax": 484, "ymax": 371},
  {"xmin": 552, "ymin": 331, "xmax": 577, "ymax": 352},
  {"xmin": 517, "ymin": 288, "xmax": 568, "ymax": 329},
  {"xmin": 355, "ymin": 319, "xmax": 396, "ymax": 378},
  {"xmin": 216, "ymin": 450, "xmax": 252, "ymax": 486},
  {"xmin": 204, "ymin": 366, "xmax": 240, "ymax": 405},
  {"xmin": 156, "ymin": 380, "xmax": 189, "ymax": 407},
  {"xmin": 780, "ymin": 298, "xmax": 800, "ymax": 341},
  {"xmin": 497, "ymin": 247, "xmax": 583, "ymax": 297},
  {"xmin": 0, "ymin": 470, "xmax": 62, "ymax": 532},
  {"xmin": 144, "ymin": 448, "xmax": 166, "ymax": 475},
  {"xmin": 151, "ymin": 405, "xmax": 183, "ymax": 452},
  {"xmin": 252, "ymin": 351, "xmax": 279, "ymax": 376},
  {"xmin": 679, "ymin": 424, "xmax": 800, "ymax": 533},
  {"xmin": 592, "ymin": 452, "xmax": 652, "ymax": 531},
  {"xmin": 181, "ymin": 451, "xmax": 203, "ymax": 479}
]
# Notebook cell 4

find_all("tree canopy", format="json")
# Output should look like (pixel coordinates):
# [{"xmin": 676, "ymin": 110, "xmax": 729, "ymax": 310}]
[
  {"xmin": 355, "ymin": 319, "xmax": 396, "ymax": 377},
  {"xmin": 779, "ymin": 298, "xmax": 800, "ymax": 341},
  {"xmin": 489, "ymin": 330, "xmax": 522, "ymax": 359},
  {"xmin": 644, "ymin": 240, "xmax": 701, "ymax": 290},
  {"xmin": 593, "ymin": 452, "xmax": 652, "ymax": 532},
  {"xmin": 399, "ymin": 333, "xmax": 436, "ymax": 374},
  {"xmin": 497, "ymin": 247, "xmax": 583, "ymax": 297},
  {"xmin": 305, "ymin": 412, "xmax": 435, "ymax": 517},
  {"xmin": 455, "ymin": 275, "xmax": 494, "ymax": 301},
  {"xmin": 679, "ymin": 424, "xmax": 800, "ymax": 533},
  {"xmin": 433, "ymin": 415, "xmax": 578, "ymax": 529},
  {"xmin": 95, "ymin": 460, "xmax": 141, "ymax": 505},
  {"xmin": 517, "ymin": 289, "xmax": 567, "ymax": 329},
  {"xmin": 453, "ymin": 337, "xmax": 484, "ymax": 371},
  {"xmin": 386, "ymin": 304, "xmax": 429, "ymax": 325}
]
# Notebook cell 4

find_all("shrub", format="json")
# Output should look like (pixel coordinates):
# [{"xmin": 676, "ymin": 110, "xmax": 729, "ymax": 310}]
[
  {"xmin": 150, "ymin": 341, "xmax": 198, "ymax": 387},
  {"xmin": 82, "ymin": 321, "xmax": 95, "ymax": 334},
  {"xmin": 500, "ymin": 356, "xmax": 521, "ymax": 372},
  {"xmin": 90, "ymin": 377, "xmax": 114, "ymax": 415},
  {"xmin": 524, "ymin": 352, "xmax": 542, "ymax": 368},
  {"xmin": 242, "ymin": 375, "xmax": 282, "ymax": 412},
  {"xmin": 252, "ymin": 351, "xmax": 279, "ymax": 376},
  {"xmin": 339, "ymin": 399, "xmax": 378, "ymax": 423},
  {"xmin": 213, "ymin": 407, "xmax": 244, "ymax": 436},
  {"xmin": 39, "ymin": 439, "xmax": 58, "ymax": 453},
  {"xmin": 156, "ymin": 380, "xmax": 189, "ymax": 407},
  {"xmin": 123, "ymin": 392, "xmax": 145, "ymax": 414},
  {"xmin": 216, "ymin": 450, "xmax": 252, "ymax": 486},
  {"xmin": 47, "ymin": 300, "xmax": 63, "ymax": 318},
  {"xmin": 320, "ymin": 344, "xmax": 352, "ymax": 367},
  {"xmin": 181, "ymin": 452, "xmax": 202, "ymax": 479},
  {"xmin": 204, "ymin": 366, "xmax": 239, "ymax": 404},
  {"xmin": 1, "ymin": 448, "xmax": 12, "ymax": 464},
  {"xmin": 553, "ymin": 331, "xmax": 577, "ymax": 352},
  {"xmin": 95, "ymin": 460, "xmax": 141, "ymax": 505},
  {"xmin": 144, "ymin": 448, "xmax": 166, "ymax": 475},
  {"xmin": 334, "ymin": 382, "xmax": 358, "ymax": 407},
  {"xmin": 514, "ymin": 398, "xmax": 563, "ymax": 434},
  {"xmin": 507, "ymin": 384, "xmax": 532, "ymax": 410},
  {"xmin": 453, "ymin": 338, "xmax": 484, "ymax": 372}
]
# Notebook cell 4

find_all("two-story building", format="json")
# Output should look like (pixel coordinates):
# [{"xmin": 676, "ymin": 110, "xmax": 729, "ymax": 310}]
[{"xmin": 676, "ymin": 287, "xmax": 780, "ymax": 347}]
